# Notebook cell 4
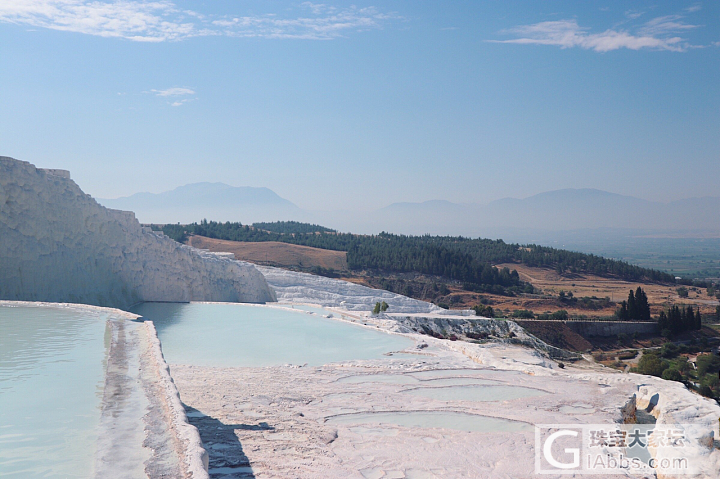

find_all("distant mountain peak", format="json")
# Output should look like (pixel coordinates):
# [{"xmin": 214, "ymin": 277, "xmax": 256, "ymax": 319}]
[
  {"xmin": 97, "ymin": 182, "xmax": 300, "ymax": 224},
  {"xmin": 110, "ymin": 182, "xmax": 281, "ymax": 200}
]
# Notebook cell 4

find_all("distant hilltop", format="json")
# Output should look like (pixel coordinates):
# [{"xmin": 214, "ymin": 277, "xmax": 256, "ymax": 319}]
[
  {"xmin": 98, "ymin": 182, "xmax": 302, "ymax": 224},
  {"xmin": 373, "ymin": 188, "xmax": 720, "ymax": 236}
]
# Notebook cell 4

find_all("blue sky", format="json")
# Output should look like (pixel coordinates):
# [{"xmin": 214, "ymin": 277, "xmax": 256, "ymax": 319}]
[{"xmin": 0, "ymin": 1, "xmax": 718, "ymax": 210}]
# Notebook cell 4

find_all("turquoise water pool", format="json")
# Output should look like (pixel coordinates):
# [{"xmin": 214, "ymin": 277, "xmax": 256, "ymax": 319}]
[
  {"xmin": 0, "ymin": 305, "xmax": 108, "ymax": 478},
  {"xmin": 132, "ymin": 303, "xmax": 414, "ymax": 367}
]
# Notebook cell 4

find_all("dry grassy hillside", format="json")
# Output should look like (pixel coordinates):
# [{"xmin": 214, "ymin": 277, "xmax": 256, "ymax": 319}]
[
  {"xmin": 186, "ymin": 236, "xmax": 348, "ymax": 271},
  {"xmin": 492, "ymin": 262, "xmax": 716, "ymax": 317}
]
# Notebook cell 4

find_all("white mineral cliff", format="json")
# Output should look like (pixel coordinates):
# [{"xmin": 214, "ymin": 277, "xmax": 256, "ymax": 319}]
[{"xmin": 0, "ymin": 157, "xmax": 276, "ymax": 309}]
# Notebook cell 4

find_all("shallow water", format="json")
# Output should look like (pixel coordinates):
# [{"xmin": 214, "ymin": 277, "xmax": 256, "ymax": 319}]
[
  {"xmin": 338, "ymin": 374, "xmax": 499, "ymax": 386},
  {"xmin": 326, "ymin": 411, "xmax": 531, "ymax": 432},
  {"xmin": 275, "ymin": 304, "xmax": 334, "ymax": 316},
  {"xmin": 133, "ymin": 303, "xmax": 414, "ymax": 367},
  {"xmin": 421, "ymin": 377, "xmax": 501, "ymax": 386},
  {"xmin": 0, "ymin": 305, "xmax": 108, "ymax": 478},
  {"xmin": 410, "ymin": 369, "xmax": 499, "ymax": 379},
  {"xmin": 338, "ymin": 374, "xmax": 420, "ymax": 384},
  {"xmin": 403, "ymin": 385, "xmax": 545, "ymax": 402}
]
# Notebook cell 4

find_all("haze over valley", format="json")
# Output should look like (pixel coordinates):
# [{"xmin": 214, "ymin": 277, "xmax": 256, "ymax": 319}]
[
  {"xmin": 100, "ymin": 183, "xmax": 720, "ymax": 236},
  {"xmin": 99, "ymin": 183, "xmax": 720, "ymax": 279},
  {"xmin": 3, "ymin": 1, "xmax": 720, "ymax": 477}
]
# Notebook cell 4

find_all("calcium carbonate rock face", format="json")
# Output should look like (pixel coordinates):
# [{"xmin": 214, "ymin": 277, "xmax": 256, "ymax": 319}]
[
  {"xmin": 0, "ymin": 157, "xmax": 276, "ymax": 309},
  {"xmin": 257, "ymin": 265, "xmax": 446, "ymax": 313}
]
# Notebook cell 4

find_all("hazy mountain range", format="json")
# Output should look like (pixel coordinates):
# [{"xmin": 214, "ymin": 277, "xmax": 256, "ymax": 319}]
[
  {"xmin": 98, "ymin": 185, "xmax": 720, "ymax": 240},
  {"xmin": 99, "ymin": 182, "xmax": 301, "ymax": 225}
]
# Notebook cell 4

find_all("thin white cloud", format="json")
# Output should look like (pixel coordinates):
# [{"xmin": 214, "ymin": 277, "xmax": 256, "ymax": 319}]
[
  {"xmin": 491, "ymin": 14, "xmax": 702, "ymax": 52},
  {"xmin": 150, "ymin": 87, "xmax": 195, "ymax": 97},
  {"xmin": 215, "ymin": 4, "xmax": 397, "ymax": 40},
  {"xmin": 0, "ymin": 0, "xmax": 198, "ymax": 41},
  {"xmin": 300, "ymin": 2, "xmax": 335, "ymax": 16},
  {"xmin": 686, "ymin": 4, "xmax": 702, "ymax": 13},
  {"xmin": 144, "ymin": 88, "xmax": 196, "ymax": 106},
  {"xmin": 0, "ymin": 0, "xmax": 398, "ymax": 41},
  {"xmin": 639, "ymin": 15, "xmax": 699, "ymax": 36},
  {"xmin": 624, "ymin": 10, "xmax": 644, "ymax": 20},
  {"xmin": 170, "ymin": 98, "xmax": 192, "ymax": 107}
]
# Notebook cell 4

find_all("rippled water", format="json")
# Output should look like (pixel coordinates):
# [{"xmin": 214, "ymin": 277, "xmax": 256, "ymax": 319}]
[
  {"xmin": 326, "ymin": 411, "xmax": 532, "ymax": 432},
  {"xmin": 338, "ymin": 374, "xmax": 499, "ymax": 386},
  {"xmin": 132, "ymin": 303, "xmax": 414, "ymax": 367},
  {"xmin": 403, "ymin": 384, "xmax": 545, "ymax": 402},
  {"xmin": 410, "ymin": 369, "xmax": 506, "ymax": 379},
  {"xmin": 0, "ymin": 305, "xmax": 108, "ymax": 478}
]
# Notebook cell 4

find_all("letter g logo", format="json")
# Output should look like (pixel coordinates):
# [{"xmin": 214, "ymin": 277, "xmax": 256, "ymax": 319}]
[{"xmin": 543, "ymin": 430, "xmax": 580, "ymax": 469}]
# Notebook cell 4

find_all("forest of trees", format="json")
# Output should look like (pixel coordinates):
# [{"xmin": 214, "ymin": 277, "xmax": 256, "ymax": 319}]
[{"xmin": 152, "ymin": 221, "xmax": 677, "ymax": 291}]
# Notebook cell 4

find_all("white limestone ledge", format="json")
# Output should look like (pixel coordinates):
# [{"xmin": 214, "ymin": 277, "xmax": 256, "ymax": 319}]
[
  {"xmin": 95, "ymin": 311, "xmax": 210, "ymax": 479},
  {"xmin": 144, "ymin": 321, "xmax": 210, "ymax": 479},
  {"xmin": 258, "ymin": 265, "xmax": 452, "ymax": 314},
  {"xmin": 0, "ymin": 157, "xmax": 276, "ymax": 309}
]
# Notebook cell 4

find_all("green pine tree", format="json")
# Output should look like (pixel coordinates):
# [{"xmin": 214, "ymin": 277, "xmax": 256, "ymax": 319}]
[{"xmin": 627, "ymin": 290, "xmax": 637, "ymax": 320}]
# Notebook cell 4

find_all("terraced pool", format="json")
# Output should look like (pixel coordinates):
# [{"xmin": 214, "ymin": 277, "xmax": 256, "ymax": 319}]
[
  {"xmin": 403, "ymin": 384, "xmax": 546, "ymax": 402},
  {"xmin": 0, "ymin": 305, "xmax": 108, "ymax": 478},
  {"xmin": 132, "ymin": 302, "xmax": 415, "ymax": 367},
  {"xmin": 326, "ymin": 411, "xmax": 532, "ymax": 432}
]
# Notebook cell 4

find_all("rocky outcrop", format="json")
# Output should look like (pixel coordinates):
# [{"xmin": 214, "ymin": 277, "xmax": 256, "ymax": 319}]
[
  {"xmin": 387, "ymin": 313, "xmax": 581, "ymax": 360},
  {"xmin": 0, "ymin": 157, "xmax": 276, "ymax": 309}
]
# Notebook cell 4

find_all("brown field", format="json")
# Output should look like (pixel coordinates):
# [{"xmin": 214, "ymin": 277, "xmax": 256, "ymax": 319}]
[
  {"xmin": 492, "ymin": 262, "xmax": 718, "ymax": 318},
  {"xmin": 186, "ymin": 236, "xmax": 347, "ymax": 271},
  {"xmin": 341, "ymin": 263, "xmax": 718, "ymax": 319}
]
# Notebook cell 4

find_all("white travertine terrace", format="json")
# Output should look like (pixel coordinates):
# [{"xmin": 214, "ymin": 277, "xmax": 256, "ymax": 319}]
[
  {"xmin": 258, "ymin": 265, "xmax": 456, "ymax": 314},
  {"xmin": 0, "ymin": 157, "xmax": 276, "ymax": 309},
  {"xmin": 144, "ymin": 321, "xmax": 210, "ymax": 479},
  {"xmin": 171, "ymin": 307, "xmax": 720, "ymax": 478}
]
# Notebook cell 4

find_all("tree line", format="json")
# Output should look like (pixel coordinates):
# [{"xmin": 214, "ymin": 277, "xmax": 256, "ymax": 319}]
[
  {"xmin": 658, "ymin": 305, "xmax": 702, "ymax": 336},
  {"xmin": 152, "ymin": 221, "xmax": 677, "ymax": 290},
  {"xmin": 252, "ymin": 221, "xmax": 336, "ymax": 234}
]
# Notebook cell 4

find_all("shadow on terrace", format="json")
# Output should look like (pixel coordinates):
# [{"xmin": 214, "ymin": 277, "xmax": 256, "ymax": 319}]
[{"xmin": 184, "ymin": 405, "xmax": 275, "ymax": 478}]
